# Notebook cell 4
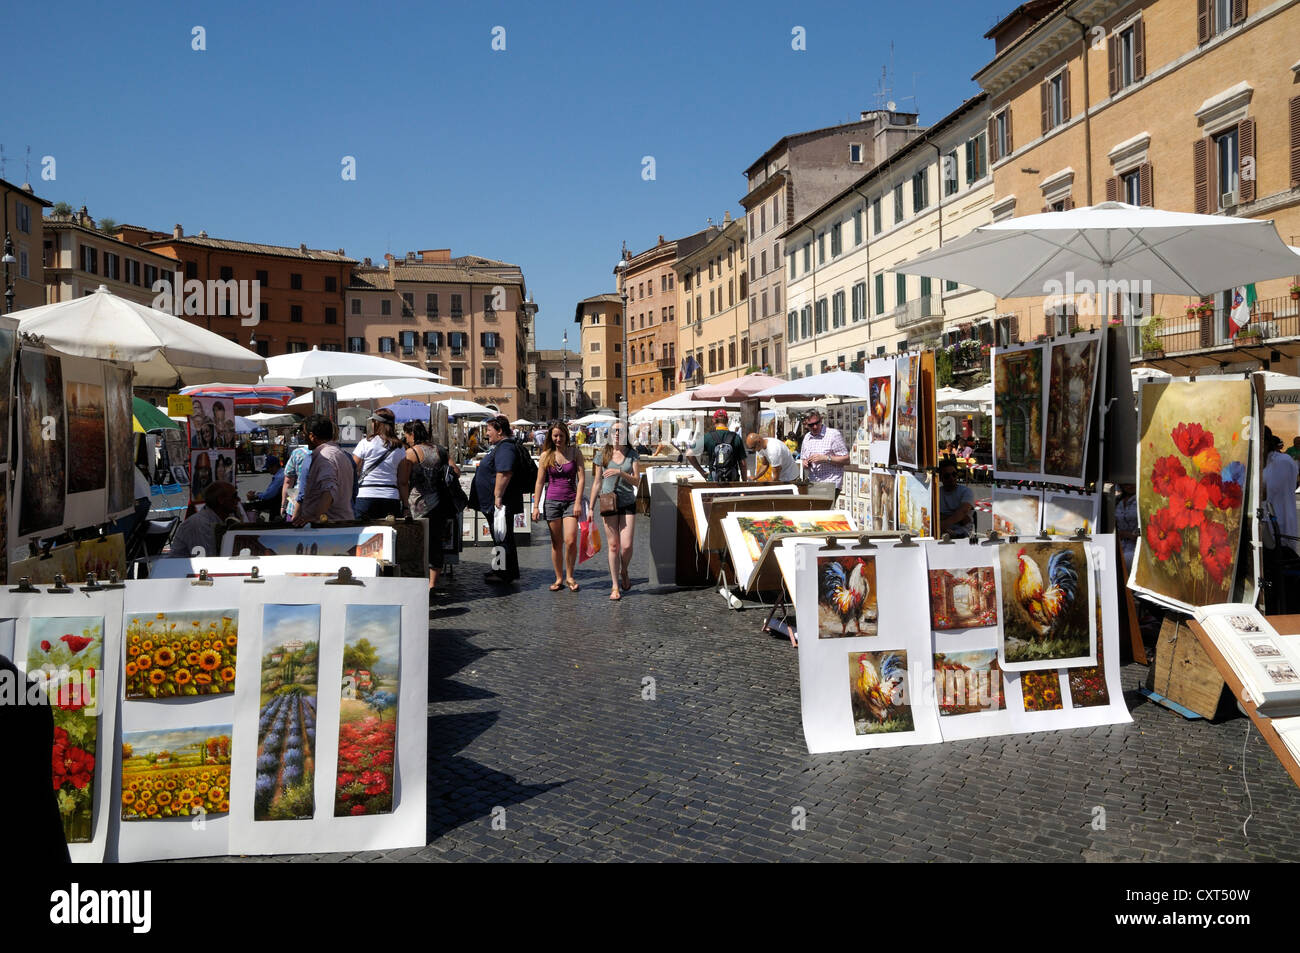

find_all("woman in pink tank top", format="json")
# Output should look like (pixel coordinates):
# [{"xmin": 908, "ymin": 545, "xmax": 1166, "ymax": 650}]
[{"xmin": 532, "ymin": 421, "xmax": 586, "ymax": 592}]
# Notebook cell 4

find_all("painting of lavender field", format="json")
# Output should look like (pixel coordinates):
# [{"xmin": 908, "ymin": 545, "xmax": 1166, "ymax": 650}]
[{"xmin": 254, "ymin": 604, "xmax": 320, "ymax": 821}]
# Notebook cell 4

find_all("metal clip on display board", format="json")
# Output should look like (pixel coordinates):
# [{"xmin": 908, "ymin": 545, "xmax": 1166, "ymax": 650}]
[
  {"xmin": 856, "ymin": 534, "xmax": 877, "ymax": 550},
  {"xmin": 81, "ymin": 573, "xmax": 104, "ymax": 592},
  {"xmin": 49, "ymin": 574, "xmax": 72, "ymax": 594},
  {"xmin": 982, "ymin": 530, "xmax": 1003, "ymax": 545},
  {"xmin": 9, "ymin": 577, "xmax": 39, "ymax": 593},
  {"xmin": 325, "ymin": 566, "xmax": 364, "ymax": 586},
  {"xmin": 244, "ymin": 566, "xmax": 265, "ymax": 584},
  {"xmin": 191, "ymin": 569, "xmax": 214, "ymax": 587},
  {"xmin": 937, "ymin": 533, "xmax": 955, "ymax": 545},
  {"xmin": 822, "ymin": 535, "xmax": 844, "ymax": 551},
  {"xmin": 1072, "ymin": 526, "xmax": 1092, "ymax": 541},
  {"xmin": 896, "ymin": 533, "xmax": 918, "ymax": 548}
]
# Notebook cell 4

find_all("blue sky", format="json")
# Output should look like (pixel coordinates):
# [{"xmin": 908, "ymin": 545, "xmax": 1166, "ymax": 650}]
[{"xmin": 7, "ymin": 0, "xmax": 1001, "ymax": 350}]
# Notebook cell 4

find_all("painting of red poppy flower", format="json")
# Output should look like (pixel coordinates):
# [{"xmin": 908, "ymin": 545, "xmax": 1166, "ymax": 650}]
[{"xmin": 1133, "ymin": 380, "xmax": 1252, "ymax": 610}]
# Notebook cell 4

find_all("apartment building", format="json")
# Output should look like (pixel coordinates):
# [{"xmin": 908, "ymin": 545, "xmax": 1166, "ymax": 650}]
[
  {"xmin": 674, "ymin": 217, "xmax": 749, "ymax": 387},
  {"xmin": 125, "ymin": 225, "xmax": 356, "ymax": 355},
  {"xmin": 533, "ymin": 348, "xmax": 585, "ymax": 421},
  {"xmin": 43, "ymin": 208, "xmax": 179, "ymax": 306},
  {"xmin": 346, "ymin": 250, "xmax": 534, "ymax": 413},
  {"xmin": 573, "ymin": 293, "xmax": 625, "ymax": 412},
  {"xmin": 783, "ymin": 95, "xmax": 996, "ymax": 378},
  {"xmin": 741, "ymin": 111, "xmax": 927, "ymax": 378},
  {"xmin": 976, "ymin": 0, "xmax": 1300, "ymax": 372},
  {"xmin": 1, "ymin": 177, "xmax": 52, "ymax": 312}
]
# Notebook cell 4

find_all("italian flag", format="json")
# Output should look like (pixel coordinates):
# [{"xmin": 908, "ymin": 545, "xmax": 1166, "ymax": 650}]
[{"xmin": 1229, "ymin": 284, "xmax": 1256, "ymax": 337}]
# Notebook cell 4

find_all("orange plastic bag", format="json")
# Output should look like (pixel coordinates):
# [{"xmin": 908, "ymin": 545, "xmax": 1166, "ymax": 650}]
[{"xmin": 578, "ymin": 519, "xmax": 602, "ymax": 563}]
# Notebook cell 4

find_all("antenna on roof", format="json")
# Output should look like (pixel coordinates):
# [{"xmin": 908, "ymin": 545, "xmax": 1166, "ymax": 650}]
[
  {"xmin": 0, "ymin": 143, "xmax": 6, "ymax": 179},
  {"xmin": 25, "ymin": 146, "xmax": 31, "ymax": 183}
]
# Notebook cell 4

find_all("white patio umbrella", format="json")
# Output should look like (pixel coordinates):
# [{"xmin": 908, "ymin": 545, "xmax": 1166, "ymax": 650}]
[
  {"xmin": 13, "ymin": 285, "xmax": 267, "ymax": 386},
  {"xmin": 690, "ymin": 373, "xmax": 786, "ymax": 403},
  {"xmin": 432, "ymin": 399, "xmax": 495, "ymax": 418},
  {"xmin": 896, "ymin": 202, "xmax": 1300, "ymax": 298},
  {"xmin": 571, "ymin": 412, "xmax": 618, "ymax": 425},
  {"xmin": 262, "ymin": 347, "xmax": 442, "ymax": 388},
  {"xmin": 641, "ymin": 390, "xmax": 740, "ymax": 411},
  {"xmin": 753, "ymin": 370, "xmax": 870, "ymax": 401},
  {"xmin": 511, "ymin": 418, "xmax": 536, "ymax": 427},
  {"xmin": 1131, "ymin": 366, "xmax": 1173, "ymax": 392},
  {"xmin": 245, "ymin": 412, "xmax": 300, "ymax": 426},
  {"xmin": 287, "ymin": 377, "xmax": 463, "ymax": 407}
]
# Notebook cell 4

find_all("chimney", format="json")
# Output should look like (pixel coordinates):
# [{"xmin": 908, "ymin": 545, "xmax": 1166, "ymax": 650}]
[
  {"xmin": 198, "ymin": 230, "xmax": 208, "ymax": 238},
  {"xmin": 77, "ymin": 206, "xmax": 91, "ymax": 227},
  {"xmin": 173, "ymin": 224, "xmax": 184, "ymax": 239},
  {"xmin": 723, "ymin": 210, "xmax": 731, "ymax": 224},
  {"xmin": 405, "ymin": 251, "xmax": 416, "ymax": 262},
  {"xmin": 363, "ymin": 257, "xmax": 372, "ymax": 267},
  {"xmin": 299, "ymin": 243, "xmax": 307, "ymax": 252}
]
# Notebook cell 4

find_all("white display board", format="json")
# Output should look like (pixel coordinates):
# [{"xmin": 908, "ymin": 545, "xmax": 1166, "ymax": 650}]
[{"xmin": 149, "ymin": 555, "xmax": 381, "ymax": 580}]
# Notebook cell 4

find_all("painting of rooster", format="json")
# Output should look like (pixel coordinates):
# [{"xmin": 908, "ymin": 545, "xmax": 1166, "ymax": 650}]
[
  {"xmin": 998, "ymin": 541, "xmax": 1093, "ymax": 665},
  {"xmin": 817, "ymin": 556, "xmax": 878, "ymax": 638},
  {"xmin": 849, "ymin": 651, "xmax": 912, "ymax": 734},
  {"xmin": 868, "ymin": 375, "xmax": 892, "ymax": 442}
]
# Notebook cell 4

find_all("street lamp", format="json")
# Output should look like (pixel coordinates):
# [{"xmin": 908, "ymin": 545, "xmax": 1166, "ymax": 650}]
[
  {"xmin": 2, "ymin": 232, "xmax": 15, "ymax": 314},
  {"xmin": 614, "ymin": 255, "xmax": 629, "ymax": 422}
]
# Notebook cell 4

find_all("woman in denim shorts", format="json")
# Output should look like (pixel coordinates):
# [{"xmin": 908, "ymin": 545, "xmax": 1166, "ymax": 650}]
[{"xmin": 532, "ymin": 420, "xmax": 586, "ymax": 592}]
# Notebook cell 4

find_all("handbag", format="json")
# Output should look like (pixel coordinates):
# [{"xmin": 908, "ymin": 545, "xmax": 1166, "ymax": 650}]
[{"xmin": 598, "ymin": 491, "xmax": 618, "ymax": 516}]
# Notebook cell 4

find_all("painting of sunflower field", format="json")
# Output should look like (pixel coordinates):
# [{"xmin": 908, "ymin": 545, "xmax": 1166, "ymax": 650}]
[
  {"xmin": 1134, "ymin": 380, "xmax": 1252, "ymax": 609},
  {"xmin": 120, "ymin": 725, "xmax": 231, "ymax": 820},
  {"xmin": 1019, "ymin": 669, "xmax": 1063, "ymax": 712},
  {"xmin": 255, "ymin": 604, "xmax": 320, "ymax": 821},
  {"xmin": 335, "ymin": 605, "xmax": 400, "ymax": 817},
  {"xmin": 124, "ymin": 609, "xmax": 237, "ymax": 699},
  {"xmin": 27, "ymin": 617, "xmax": 104, "ymax": 843}
]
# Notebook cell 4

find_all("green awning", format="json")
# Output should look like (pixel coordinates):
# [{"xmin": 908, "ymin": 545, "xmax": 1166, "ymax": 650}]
[{"xmin": 133, "ymin": 397, "xmax": 182, "ymax": 432}]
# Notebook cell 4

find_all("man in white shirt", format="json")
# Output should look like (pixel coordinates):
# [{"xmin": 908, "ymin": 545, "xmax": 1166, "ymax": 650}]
[
  {"xmin": 745, "ymin": 432, "xmax": 798, "ymax": 482},
  {"xmin": 169, "ymin": 481, "xmax": 241, "ymax": 558},
  {"xmin": 1263, "ymin": 428, "xmax": 1299, "ymax": 553}
]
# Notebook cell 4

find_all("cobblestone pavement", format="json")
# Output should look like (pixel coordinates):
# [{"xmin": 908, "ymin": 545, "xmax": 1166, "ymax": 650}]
[{"xmin": 237, "ymin": 517, "xmax": 1300, "ymax": 863}]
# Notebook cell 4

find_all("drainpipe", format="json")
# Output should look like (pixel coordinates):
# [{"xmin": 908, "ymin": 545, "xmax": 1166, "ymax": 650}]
[
  {"xmin": 801, "ymin": 223, "xmax": 816, "ymax": 372},
  {"xmin": 1064, "ymin": 12, "xmax": 1095, "ymax": 205},
  {"xmin": 850, "ymin": 185, "xmax": 873, "ymax": 363}
]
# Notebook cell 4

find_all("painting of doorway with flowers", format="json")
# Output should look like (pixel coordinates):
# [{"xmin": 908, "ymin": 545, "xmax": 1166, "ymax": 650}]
[
  {"xmin": 27, "ymin": 616, "xmax": 104, "ymax": 843},
  {"xmin": 124, "ymin": 609, "xmax": 238, "ymax": 699},
  {"xmin": 120, "ymin": 725, "xmax": 231, "ymax": 821},
  {"xmin": 335, "ymin": 604, "xmax": 401, "ymax": 817},
  {"xmin": 1133, "ymin": 380, "xmax": 1252, "ymax": 610}
]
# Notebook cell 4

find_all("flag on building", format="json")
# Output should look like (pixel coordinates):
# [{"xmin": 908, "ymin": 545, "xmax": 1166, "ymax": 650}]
[
  {"xmin": 680, "ymin": 355, "xmax": 699, "ymax": 382},
  {"xmin": 1229, "ymin": 284, "xmax": 1256, "ymax": 337}
]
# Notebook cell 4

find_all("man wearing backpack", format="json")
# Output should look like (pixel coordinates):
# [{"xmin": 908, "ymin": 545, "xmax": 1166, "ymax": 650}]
[{"xmin": 688, "ymin": 409, "xmax": 748, "ymax": 483}]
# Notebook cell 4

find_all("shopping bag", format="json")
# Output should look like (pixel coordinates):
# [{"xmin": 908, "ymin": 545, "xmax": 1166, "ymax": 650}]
[
  {"xmin": 578, "ymin": 519, "xmax": 602, "ymax": 563},
  {"xmin": 493, "ymin": 505, "xmax": 509, "ymax": 543}
]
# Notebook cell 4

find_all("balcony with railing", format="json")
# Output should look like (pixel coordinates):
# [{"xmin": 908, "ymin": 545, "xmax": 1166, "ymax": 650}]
[
  {"xmin": 895, "ymin": 294, "xmax": 945, "ymax": 331},
  {"xmin": 656, "ymin": 355, "xmax": 674, "ymax": 369},
  {"xmin": 1142, "ymin": 296, "xmax": 1300, "ymax": 357}
]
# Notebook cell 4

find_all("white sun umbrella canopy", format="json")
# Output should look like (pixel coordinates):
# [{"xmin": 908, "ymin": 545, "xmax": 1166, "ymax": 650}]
[
  {"xmin": 13, "ymin": 285, "xmax": 267, "ymax": 385},
  {"xmin": 433, "ymin": 399, "xmax": 495, "ymax": 419},
  {"xmin": 896, "ymin": 202, "xmax": 1300, "ymax": 298},
  {"xmin": 753, "ymin": 370, "xmax": 870, "ymax": 401},
  {"xmin": 642, "ymin": 390, "xmax": 741, "ymax": 411},
  {"xmin": 571, "ymin": 412, "xmax": 619, "ymax": 426},
  {"xmin": 287, "ymin": 377, "xmax": 463, "ymax": 407},
  {"xmin": 262, "ymin": 347, "xmax": 442, "ymax": 388}
]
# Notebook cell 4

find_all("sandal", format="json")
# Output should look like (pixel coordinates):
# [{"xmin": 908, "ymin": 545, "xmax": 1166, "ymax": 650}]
[
  {"xmin": 609, "ymin": 589, "xmax": 622, "ymax": 601},
  {"xmin": 566, "ymin": 580, "xmax": 580, "ymax": 592},
  {"xmin": 549, "ymin": 581, "xmax": 564, "ymax": 592},
  {"xmin": 620, "ymin": 573, "xmax": 631, "ymax": 591}
]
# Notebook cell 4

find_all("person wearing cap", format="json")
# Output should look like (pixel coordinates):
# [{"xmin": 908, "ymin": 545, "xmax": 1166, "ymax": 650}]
[
  {"xmin": 687, "ymin": 409, "xmax": 748, "ymax": 482},
  {"xmin": 245, "ymin": 454, "xmax": 285, "ymax": 517},
  {"xmin": 798, "ymin": 410, "xmax": 848, "ymax": 490},
  {"xmin": 351, "ymin": 408, "xmax": 412, "ymax": 521}
]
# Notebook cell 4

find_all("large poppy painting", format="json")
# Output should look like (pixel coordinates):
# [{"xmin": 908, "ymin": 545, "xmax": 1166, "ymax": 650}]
[{"xmin": 1132, "ymin": 380, "xmax": 1252, "ymax": 610}]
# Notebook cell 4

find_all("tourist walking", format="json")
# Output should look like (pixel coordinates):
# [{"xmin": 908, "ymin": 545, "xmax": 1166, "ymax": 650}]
[
  {"xmin": 404, "ymin": 420, "xmax": 461, "ymax": 593},
  {"xmin": 292, "ymin": 413, "xmax": 356, "ymax": 525},
  {"xmin": 532, "ymin": 420, "xmax": 585, "ymax": 592},
  {"xmin": 688, "ymin": 409, "xmax": 747, "ymax": 482},
  {"xmin": 589, "ymin": 423, "xmax": 638, "ymax": 600},
  {"xmin": 352, "ymin": 408, "xmax": 411, "ymax": 520},
  {"xmin": 472, "ymin": 415, "xmax": 523, "ymax": 585}
]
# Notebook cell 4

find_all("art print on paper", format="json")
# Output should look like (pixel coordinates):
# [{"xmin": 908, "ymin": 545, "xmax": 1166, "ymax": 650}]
[
  {"xmin": 1244, "ymin": 637, "xmax": 1282, "ymax": 658},
  {"xmin": 0, "ymin": 326, "xmax": 15, "ymax": 465},
  {"xmin": 817, "ymin": 555, "xmax": 877, "ymax": 638},
  {"xmin": 1042, "ymin": 492, "xmax": 1097, "ymax": 536},
  {"xmin": 792, "ymin": 514, "xmax": 853, "ymax": 534},
  {"xmin": 10, "ymin": 544, "xmax": 78, "ymax": 586},
  {"xmin": 75, "ymin": 534, "xmax": 126, "ymax": 582},
  {"xmin": 189, "ymin": 397, "xmax": 238, "ymax": 451},
  {"xmin": 1228, "ymin": 615, "xmax": 1262, "ymax": 633},
  {"xmin": 1067, "ymin": 613, "xmax": 1110, "ymax": 708},
  {"xmin": 190, "ymin": 451, "xmax": 216, "ymax": 503},
  {"xmin": 894, "ymin": 356, "xmax": 919, "ymax": 468},
  {"xmin": 125, "ymin": 609, "xmax": 238, "ymax": 699},
  {"xmin": 65, "ymin": 380, "xmax": 107, "ymax": 493},
  {"xmin": 994, "ymin": 346, "xmax": 1044, "ymax": 475},
  {"xmin": 1019, "ymin": 669, "xmax": 1064, "ymax": 712},
  {"xmin": 336, "ymin": 604, "xmax": 401, "ymax": 817},
  {"xmin": 18, "ymin": 349, "xmax": 66, "ymax": 538},
  {"xmin": 868, "ymin": 375, "xmax": 892, "ymax": 443},
  {"xmin": 929, "ymin": 568, "xmax": 997, "ymax": 630},
  {"xmin": 871, "ymin": 471, "xmax": 896, "ymax": 531},
  {"xmin": 992, "ymin": 490, "xmax": 1041, "ymax": 537},
  {"xmin": 1266, "ymin": 663, "xmax": 1300, "ymax": 685},
  {"xmin": 849, "ymin": 651, "xmax": 912, "ymax": 734},
  {"xmin": 1044, "ymin": 338, "xmax": 1099, "ymax": 481},
  {"xmin": 735, "ymin": 516, "xmax": 797, "ymax": 562},
  {"xmin": 27, "ymin": 616, "xmax": 104, "ymax": 844},
  {"xmin": 255, "ymin": 604, "xmax": 320, "ymax": 821},
  {"xmin": 1133, "ymin": 380, "xmax": 1251, "ymax": 609},
  {"xmin": 934, "ymin": 650, "xmax": 1004, "ymax": 715},
  {"xmin": 104, "ymin": 365, "xmax": 135, "ymax": 514},
  {"xmin": 120, "ymin": 725, "xmax": 231, "ymax": 821},
  {"xmin": 896, "ymin": 468, "xmax": 933, "ymax": 537},
  {"xmin": 224, "ymin": 528, "xmax": 392, "ymax": 561},
  {"xmin": 999, "ymin": 541, "xmax": 1093, "ymax": 666}
]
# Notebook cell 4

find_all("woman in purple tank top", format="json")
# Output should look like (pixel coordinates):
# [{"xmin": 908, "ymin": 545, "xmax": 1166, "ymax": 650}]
[{"xmin": 532, "ymin": 420, "xmax": 586, "ymax": 592}]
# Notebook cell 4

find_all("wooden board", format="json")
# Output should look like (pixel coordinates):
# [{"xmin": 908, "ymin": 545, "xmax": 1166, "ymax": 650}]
[
  {"xmin": 1190, "ymin": 614, "xmax": 1300, "ymax": 790},
  {"xmin": 1146, "ymin": 616, "xmax": 1227, "ymax": 720}
]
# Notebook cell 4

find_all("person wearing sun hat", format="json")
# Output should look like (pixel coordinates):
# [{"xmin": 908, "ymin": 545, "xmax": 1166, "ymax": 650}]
[
  {"xmin": 351, "ymin": 407, "xmax": 411, "ymax": 520},
  {"xmin": 687, "ymin": 408, "xmax": 747, "ymax": 482}
]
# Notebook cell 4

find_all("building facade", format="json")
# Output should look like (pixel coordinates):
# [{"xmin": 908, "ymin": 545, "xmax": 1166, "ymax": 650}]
[
  {"xmin": 783, "ymin": 95, "xmax": 996, "ymax": 378},
  {"xmin": 741, "ymin": 111, "xmax": 927, "ymax": 378},
  {"xmin": 43, "ymin": 208, "xmax": 180, "ymax": 306},
  {"xmin": 345, "ymin": 250, "xmax": 534, "ymax": 413},
  {"xmin": 533, "ymin": 348, "xmax": 584, "ymax": 421},
  {"xmin": 1, "ymin": 178, "xmax": 52, "ymax": 313},
  {"xmin": 126, "ymin": 225, "xmax": 356, "ymax": 355},
  {"xmin": 674, "ymin": 217, "xmax": 749, "ymax": 387},
  {"xmin": 573, "ymin": 293, "xmax": 624, "ymax": 412},
  {"xmin": 976, "ymin": 0, "xmax": 1300, "ymax": 373}
]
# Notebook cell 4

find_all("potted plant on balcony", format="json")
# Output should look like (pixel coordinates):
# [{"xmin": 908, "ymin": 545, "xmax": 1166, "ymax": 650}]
[
  {"xmin": 1140, "ymin": 314, "xmax": 1165, "ymax": 358},
  {"xmin": 1236, "ymin": 325, "xmax": 1262, "ymax": 342},
  {"xmin": 1185, "ymin": 305, "xmax": 1199, "ymax": 320},
  {"xmin": 1290, "ymin": 284, "xmax": 1300, "ymax": 301},
  {"xmin": 1197, "ymin": 300, "xmax": 1214, "ymax": 317}
]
